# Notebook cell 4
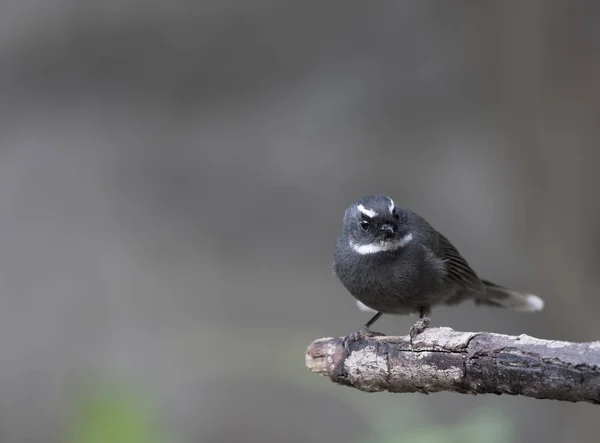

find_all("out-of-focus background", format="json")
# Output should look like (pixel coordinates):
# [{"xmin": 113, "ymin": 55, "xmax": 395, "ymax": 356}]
[{"xmin": 1, "ymin": 1, "xmax": 599, "ymax": 442}]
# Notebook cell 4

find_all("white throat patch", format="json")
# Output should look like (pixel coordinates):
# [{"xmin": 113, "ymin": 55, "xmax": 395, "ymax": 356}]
[
  {"xmin": 350, "ymin": 233, "xmax": 413, "ymax": 255},
  {"xmin": 357, "ymin": 204, "xmax": 378, "ymax": 218}
]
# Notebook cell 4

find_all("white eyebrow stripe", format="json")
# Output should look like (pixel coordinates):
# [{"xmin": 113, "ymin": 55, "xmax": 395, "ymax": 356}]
[
  {"xmin": 357, "ymin": 204, "xmax": 378, "ymax": 218},
  {"xmin": 350, "ymin": 233, "xmax": 413, "ymax": 255},
  {"xmin": 388, "ymin": 198, "xmax": 395, "ymax": 214}
]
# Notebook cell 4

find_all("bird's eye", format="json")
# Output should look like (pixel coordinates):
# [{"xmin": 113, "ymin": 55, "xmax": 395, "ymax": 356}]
[
  {"xmin": 359, "ymin": 220, "xmax": 369, "ymax": 231},
  {"xmin": 392, "ymin": 209, "xmax": 400, "ymax": 220}
]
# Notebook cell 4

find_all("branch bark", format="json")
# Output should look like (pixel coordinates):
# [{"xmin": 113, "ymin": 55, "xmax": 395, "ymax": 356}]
[{"xmin": 305, "ymin": 327, "xmax": 600, "ymax": 404}]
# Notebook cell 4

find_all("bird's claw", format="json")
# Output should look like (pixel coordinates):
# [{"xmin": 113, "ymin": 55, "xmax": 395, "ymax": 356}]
[
  {"xmin": 409, "ymin": 317, "xmax": 431, "ymax": 349},
  {"xmin": 342, "ymin": 327, "xmax": 385, "ymax": 353}
]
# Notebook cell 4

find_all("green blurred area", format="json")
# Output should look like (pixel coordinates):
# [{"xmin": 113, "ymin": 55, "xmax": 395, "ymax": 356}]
[{"xmin": 64, "ymin": 384, "xmax": 169, "ymax": 443}]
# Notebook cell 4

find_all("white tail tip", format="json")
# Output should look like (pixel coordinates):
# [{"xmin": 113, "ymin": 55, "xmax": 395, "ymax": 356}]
[{"xmin": 522, "ymin": 294, "xmax": 545, "ymax": 312}]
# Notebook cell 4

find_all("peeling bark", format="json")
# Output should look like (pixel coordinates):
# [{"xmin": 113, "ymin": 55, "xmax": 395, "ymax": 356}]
[{"xmin": 305, "ymin": 327, "xmax": 600, "ymax": 404}]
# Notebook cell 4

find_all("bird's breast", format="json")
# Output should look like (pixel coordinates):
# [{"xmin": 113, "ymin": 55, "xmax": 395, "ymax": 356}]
[{"xmin": 334, "ymin": 250, "xmax": 427, "ymax": 313}]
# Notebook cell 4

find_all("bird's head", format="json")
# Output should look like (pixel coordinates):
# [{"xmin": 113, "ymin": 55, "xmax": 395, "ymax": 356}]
[{"xmin": 342, "ymin": 195, "xmax": 413, "ymax": 255}]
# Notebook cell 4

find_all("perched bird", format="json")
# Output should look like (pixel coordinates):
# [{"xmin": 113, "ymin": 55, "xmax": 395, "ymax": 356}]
[{"xmin": 332, "ymin": 194, "xmax": 544, "ymax": 342}]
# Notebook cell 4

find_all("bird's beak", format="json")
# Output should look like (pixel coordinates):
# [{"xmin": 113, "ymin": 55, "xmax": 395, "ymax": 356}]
[{"xmin": 380, "ymin": 224, "xmax": 395, "ymax": 233}]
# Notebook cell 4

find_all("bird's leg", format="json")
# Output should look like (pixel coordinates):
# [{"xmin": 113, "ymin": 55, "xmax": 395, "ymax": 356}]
[
  {"xmin": 409, "ymin": 306, "xmax": 431, "ymax": 348},
  {"xmin": 365, "ymin": 311, "xmax": 383, "ymax": 329},
  {"xmin": 342, "ymin": 312, "xmax": 385, "ymax": 353}
]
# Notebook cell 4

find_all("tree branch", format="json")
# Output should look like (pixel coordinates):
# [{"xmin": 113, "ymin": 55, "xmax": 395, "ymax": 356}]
[{"xmin": 305, "ymin": 327, "xmax": 600, "ymax": 404}]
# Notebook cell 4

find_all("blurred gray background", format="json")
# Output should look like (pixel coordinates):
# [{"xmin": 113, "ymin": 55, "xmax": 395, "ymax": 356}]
[{"xmin": 1, "ymin": 1, "xmax": 599, "ymax": 442}]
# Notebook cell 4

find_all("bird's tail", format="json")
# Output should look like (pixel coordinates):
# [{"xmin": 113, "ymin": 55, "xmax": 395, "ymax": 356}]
[{"xmin": 475, "ymin": 280, "xmax": 544, "ymax": 312}]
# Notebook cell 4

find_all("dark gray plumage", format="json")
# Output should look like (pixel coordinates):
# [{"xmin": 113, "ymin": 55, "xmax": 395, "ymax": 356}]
[{"xmin": 333, "ymin": 195, "xmax": 544, "ymax": 333}]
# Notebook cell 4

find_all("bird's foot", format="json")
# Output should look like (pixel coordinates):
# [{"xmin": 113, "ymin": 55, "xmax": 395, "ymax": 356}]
[
  {"xmin": 342, "ymin": 327, "xmax": 385, "ymax": 353},
  {"xmin": 409, "ymin": 317, "xmax": 431, "ymax": 349}
]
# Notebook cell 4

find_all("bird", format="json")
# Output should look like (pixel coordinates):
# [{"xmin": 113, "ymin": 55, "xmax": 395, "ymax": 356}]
[{"xmin": 332, "ymin": 194, "xmax": 544, "ymax": 345}]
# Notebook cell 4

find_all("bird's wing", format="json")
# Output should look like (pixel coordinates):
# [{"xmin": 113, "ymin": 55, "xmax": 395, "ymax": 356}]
[{"xmin": 435, "ymin": 233, "xmax": 485, "ymax": 293}]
